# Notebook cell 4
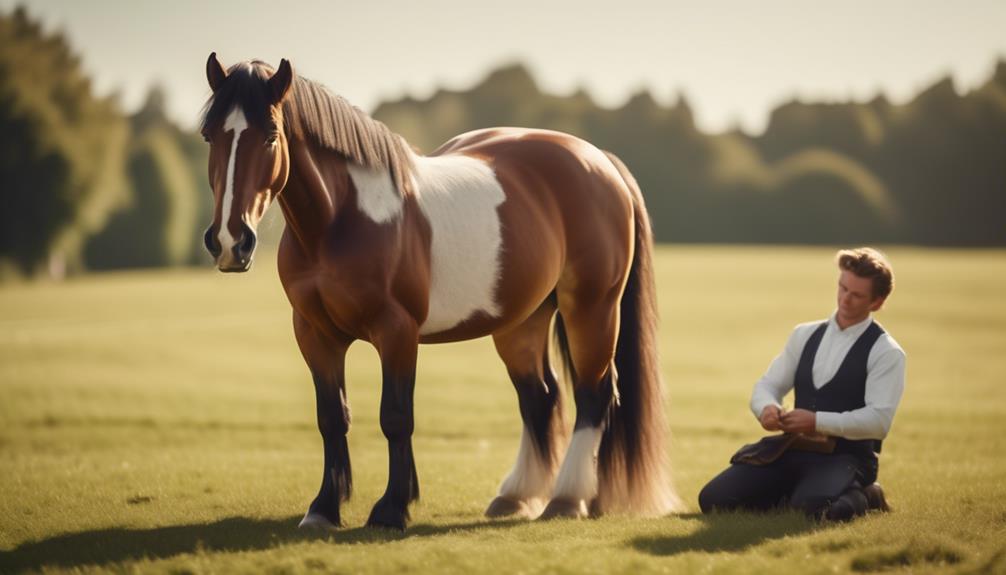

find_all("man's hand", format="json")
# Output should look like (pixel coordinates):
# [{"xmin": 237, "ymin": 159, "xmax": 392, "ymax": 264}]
[
  {"xmin": 759, "ymin": 405, "xmax": 783, "ymax": 431},
  {"xmin": 779, "ymin": 408, "xmax": 816, "ymax": 434}
]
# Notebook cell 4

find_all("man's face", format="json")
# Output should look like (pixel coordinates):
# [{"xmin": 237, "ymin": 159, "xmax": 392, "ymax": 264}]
[{"xmin": 836, "ymin": 269, "xmax": 885, "ymax": 327}]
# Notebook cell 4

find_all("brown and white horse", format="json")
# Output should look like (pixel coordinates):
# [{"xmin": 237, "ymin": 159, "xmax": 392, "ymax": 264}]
[{"xmin": 200, "ymin": 53, "xmax": 682, "ymax": 530}]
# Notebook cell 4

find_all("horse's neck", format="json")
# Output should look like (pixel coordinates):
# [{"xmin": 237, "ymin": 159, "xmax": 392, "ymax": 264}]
[{"xmin": 279, "ymin": 138, "xmax": 349, "ymax": 250}]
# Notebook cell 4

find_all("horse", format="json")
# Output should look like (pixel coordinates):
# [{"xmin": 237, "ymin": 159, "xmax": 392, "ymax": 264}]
[{"xmin": 199, "ymin": 53, "xmax": 682, "ymax": 530}]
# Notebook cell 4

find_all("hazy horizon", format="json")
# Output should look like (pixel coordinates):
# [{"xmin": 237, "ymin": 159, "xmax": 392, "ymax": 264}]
[{"xmin": 3, "ymin": 0, "xmax": 1004, "ymax": 135}]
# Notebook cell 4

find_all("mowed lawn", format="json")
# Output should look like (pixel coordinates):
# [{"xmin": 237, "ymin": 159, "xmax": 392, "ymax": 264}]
[{"xmin": 1, "ymin": 246, "xmax": 1004, "ymax": 574}]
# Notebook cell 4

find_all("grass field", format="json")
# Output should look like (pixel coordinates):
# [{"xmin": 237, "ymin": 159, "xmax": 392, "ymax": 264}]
[{"xmin": 1, "ymin": 246, "xmax": 1004, "ymax": 574}]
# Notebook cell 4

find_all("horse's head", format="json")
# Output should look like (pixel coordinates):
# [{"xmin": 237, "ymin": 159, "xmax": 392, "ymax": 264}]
[{"xmin": 200, "ymin": 53, "xmax": 293, "ymax": 272}]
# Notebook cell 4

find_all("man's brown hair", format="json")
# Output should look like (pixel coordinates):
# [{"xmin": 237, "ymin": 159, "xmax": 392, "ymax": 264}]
[{"xmin": 837, "ymin": 247, "xmax": 894, "ymax": 300}]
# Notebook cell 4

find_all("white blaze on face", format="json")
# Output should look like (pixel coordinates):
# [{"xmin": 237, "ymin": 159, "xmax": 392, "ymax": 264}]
[
  {"xmin": 218, "ymin": 106, "xmax": 249, "ymax": 260},
  {"xmin": 347, "ymin": 154, "xmax": 506, "ymax": 336}
]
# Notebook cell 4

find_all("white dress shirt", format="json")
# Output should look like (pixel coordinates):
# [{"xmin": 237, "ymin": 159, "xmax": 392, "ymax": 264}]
[{"xmin": 750, "ymin": 312, "xmax": 906, "ymax": 440}]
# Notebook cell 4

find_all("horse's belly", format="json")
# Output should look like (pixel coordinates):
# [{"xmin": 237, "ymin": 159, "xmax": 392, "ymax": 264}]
[{"xmin": 417, "ymin": 312, "xmax": 508, "ymax": 344}]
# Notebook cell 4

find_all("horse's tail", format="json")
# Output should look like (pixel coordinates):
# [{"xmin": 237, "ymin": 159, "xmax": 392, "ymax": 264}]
[{"xmin": 593, "ymin": 150, "xmax": 682, "ymax": 516}]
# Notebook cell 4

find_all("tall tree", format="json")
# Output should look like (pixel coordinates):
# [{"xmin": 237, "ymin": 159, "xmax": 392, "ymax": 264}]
[
  {"xmin": 0, "ymin": 7, "xmax": 127, "ymax": 278},
  {"xmin": 84, "ymin": 85, "xmax": 209, "ymax": 269}
]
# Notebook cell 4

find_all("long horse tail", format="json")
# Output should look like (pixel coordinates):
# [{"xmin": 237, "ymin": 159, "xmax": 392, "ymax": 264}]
[{"xmin": 593, "ymin": 150, "xmax": 682, "ymax": 515}]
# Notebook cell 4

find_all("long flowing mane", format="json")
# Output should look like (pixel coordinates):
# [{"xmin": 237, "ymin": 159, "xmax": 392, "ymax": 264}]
[{"xmin": 200, "ymin": 61, "xmax": 415, "ymax": 195}]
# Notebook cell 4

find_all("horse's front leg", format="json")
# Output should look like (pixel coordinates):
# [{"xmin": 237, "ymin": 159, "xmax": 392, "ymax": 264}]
[
  {"xmin": 366, "ymin": 308, "xmax": 420, "ymax": 530},
  {"xmin": 294, "ymin": 312, "xmax": 354, "ymax": 529}
]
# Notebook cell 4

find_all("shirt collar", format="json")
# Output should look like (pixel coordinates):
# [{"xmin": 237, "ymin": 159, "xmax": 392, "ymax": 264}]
[{"xmin": 828, "ymin": 310, "xmax": 873, "ymax": 337}]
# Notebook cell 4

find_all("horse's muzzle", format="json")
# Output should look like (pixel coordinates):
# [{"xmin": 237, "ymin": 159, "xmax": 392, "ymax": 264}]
[
  {"xmin": 206, "ymin": 221, "xmax": 257, "ymax": 272},
  {"xmin": 218, "ymin": 262, "xmax": 252, "ymax": 273}
]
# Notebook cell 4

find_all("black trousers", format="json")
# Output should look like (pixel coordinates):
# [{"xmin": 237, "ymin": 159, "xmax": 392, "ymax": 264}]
[{"xmin": 698, "ymin": 450, "xmax": 872, "ymax": 520}]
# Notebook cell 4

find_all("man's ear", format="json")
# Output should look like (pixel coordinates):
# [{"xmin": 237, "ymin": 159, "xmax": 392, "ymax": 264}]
[
  {"xmin": 207, "ymin": 52, "xmax": 227, "ymax": 92},
  {"xmin": 870, "ymin": 296, "xmax": 887, "ymax": 312}
]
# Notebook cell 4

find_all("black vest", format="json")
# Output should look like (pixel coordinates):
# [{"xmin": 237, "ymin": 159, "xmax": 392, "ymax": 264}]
[{"xmin": 794, "ymin": 320, "xmax": 884, "ymax": 469}]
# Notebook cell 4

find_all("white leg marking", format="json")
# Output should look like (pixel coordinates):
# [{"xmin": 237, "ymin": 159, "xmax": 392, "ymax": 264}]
[
  {"xmin": 298, "ymin": 511, "xmax": 338, "ymax": 530},
  {"xmin": 412, "ymin": 154, "xmax": 506, "ymax": 335},
  {"xmin": 347, "ymin": 164, "xmax": 403, "ymax": 223},
  {"xmin": 498, "ymin": 426, "xmax": 555, "ymax": 517},
  {"xmin": 218, "ymin": 106, "xmax": 248, "ymax": 261},
  {"xmin": 552, "ymin": 426, "xmax": 602, "ymax": 501}
]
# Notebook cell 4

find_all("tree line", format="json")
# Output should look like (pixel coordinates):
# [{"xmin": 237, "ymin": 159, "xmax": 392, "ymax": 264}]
[
  {"xmin": 374, "ymin": 63, "xmax": 1006, "ymax": 247},
  {"xmin": 1, "ymin": 7, "xmax": 209, "ymax": 279},
  {"xmin": 2, "ymin": 7, "xmax": 1003, "ymax": 280}
]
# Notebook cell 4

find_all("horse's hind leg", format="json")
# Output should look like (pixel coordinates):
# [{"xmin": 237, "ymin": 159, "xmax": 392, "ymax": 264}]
[
  {"xmin": 540, "ymin": 284, "xmax": 623, "ymax": 520},
  {"xmin": 486, "ymin": 298, "xmax": 566, "ymax": 519}
]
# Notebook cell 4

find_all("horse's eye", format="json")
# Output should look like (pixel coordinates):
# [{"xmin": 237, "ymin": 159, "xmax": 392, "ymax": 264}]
[{"xmin": 265, "ymin": 135, "xmax": 279, "ymax": 147}]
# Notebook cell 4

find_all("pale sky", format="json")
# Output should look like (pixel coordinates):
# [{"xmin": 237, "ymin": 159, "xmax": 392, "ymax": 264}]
[{"xmin": 4, "ymin": 0, "xmax": 1004, "ymax": 135}]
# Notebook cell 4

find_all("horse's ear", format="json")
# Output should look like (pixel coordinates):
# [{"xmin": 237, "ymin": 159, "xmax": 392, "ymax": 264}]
[
  {"xmin": 207, "ymin": 52, "xmax": 227, "ymax": 92},
  {"xmin": 268, "ymin": 59, "xmax": 294, "ymax": 105}
]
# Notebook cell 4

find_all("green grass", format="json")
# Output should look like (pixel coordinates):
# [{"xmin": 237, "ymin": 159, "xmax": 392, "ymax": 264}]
[{"xmin": 1, "ymin": 246, "xmax": 1004, "ymax": 574}]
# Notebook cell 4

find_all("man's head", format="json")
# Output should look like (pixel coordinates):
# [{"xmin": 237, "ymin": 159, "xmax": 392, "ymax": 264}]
[{"xmin": 835, "ymin": 247, "xmax": 894, "ymax": 328}]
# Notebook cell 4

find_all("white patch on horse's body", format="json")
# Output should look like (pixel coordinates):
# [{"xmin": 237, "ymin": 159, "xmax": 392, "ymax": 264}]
[
  {"xmin": 551, "ymin": 426, "xmax": 602, "ymax": 507},
  {"xmin": 497, "ymin": 427, "xmax": 555, "ymax": 517},
  {"xmin": 346, "ymin": 154, "xmax": 505, "ymax": 334},
  {"xmin": 346, "ymin": 164, "xmax": 403, "ymax": 223},
  {"xmin": 411, "ymin": 154, "xmax": 506, "ymax": 335},
  {"xmin": 219, "ymin": 106, "xmax": 248, "ymax": 258}
]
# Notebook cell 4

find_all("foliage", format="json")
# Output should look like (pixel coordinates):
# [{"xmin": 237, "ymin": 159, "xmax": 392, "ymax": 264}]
[
  {"xmin": 84, "ymin": 86, "xmax": 209, "ymax": 269},
  {"xmin": 0, "ymin": 7, "xmax": 213, "ymax": 277},
  {"xmin": 2, "ymin": 4, "xmax": 1004, "ymax": 283},
  {"xmin": 0, "ymin": 6, "xmax": 128, "ymax": 278},
  {"xmin": 374, "ymin": 62, "xmax": 1006, "ymax": 246},
  {"xmin": 0, "ymin": 247, "xmax": 1004, "ymax": 573}
]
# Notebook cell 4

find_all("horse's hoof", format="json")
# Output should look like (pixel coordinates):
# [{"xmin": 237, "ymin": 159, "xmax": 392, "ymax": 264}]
[
  {"xmin": 366, "ymin": 497, "xmax": 409, "ymax": 531},
  {"xmin": 485, "ymin": 496, "xmax": 532, "ymax": 519},
  {"xmin": 298, "ymin": 511, "xmax": 339, "ymax": 530},
  {"xmin": 539, "ymin": 497, "xmax": 588, "ymax": 520}
]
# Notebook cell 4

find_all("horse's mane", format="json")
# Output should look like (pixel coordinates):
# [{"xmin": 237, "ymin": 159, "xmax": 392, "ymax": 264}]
[{"xmin": 200, "ymin": 61, "xmax": 415, "ymax": 195}]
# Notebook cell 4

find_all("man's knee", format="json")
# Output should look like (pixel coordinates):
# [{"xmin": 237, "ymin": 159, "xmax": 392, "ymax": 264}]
[
  {"xmin": 698, "ymin": 478, "xmax": 735, "ymax": 513},
  {"xmin": 825, "ymin": 488, "xmax": 869, "ymax": 521},
  {"xmin": 789, "ymin": 492, "xmax": 831, "ymax": 518}
]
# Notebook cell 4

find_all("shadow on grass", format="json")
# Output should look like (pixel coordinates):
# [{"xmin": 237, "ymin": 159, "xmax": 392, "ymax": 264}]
[
  {"xmin": 632, "ymin": 511, "xmax": 817, "ymax": 556},
  {"xmin": 0, "ymin": 515, "xmax": 526, "ymax": 572}
]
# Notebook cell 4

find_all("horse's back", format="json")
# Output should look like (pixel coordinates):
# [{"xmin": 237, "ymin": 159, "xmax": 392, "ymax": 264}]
[
  {"xmin": 433, "ymin": 127, "xmax": 634, "ymax": 234},
  {"xmin": 435, "ymin": 128, "xmax": 625, "ymax": 184}
]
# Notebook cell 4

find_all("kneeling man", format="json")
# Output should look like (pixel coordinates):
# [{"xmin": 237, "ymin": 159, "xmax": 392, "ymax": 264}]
[{"xmin": 699, "ymin": 248, "xmax": 905, "ymax": 520}]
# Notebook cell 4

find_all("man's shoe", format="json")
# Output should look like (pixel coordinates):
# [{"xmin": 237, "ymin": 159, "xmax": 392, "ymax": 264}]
[{"xmin": 863, "ymin": 483, "xmax": 891, "ymax": 512}]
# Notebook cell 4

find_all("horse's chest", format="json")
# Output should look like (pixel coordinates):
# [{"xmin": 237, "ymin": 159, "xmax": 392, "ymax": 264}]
[{"xmin": 280, "ymin": 266, "xmax": 367, "ymax": 341}]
